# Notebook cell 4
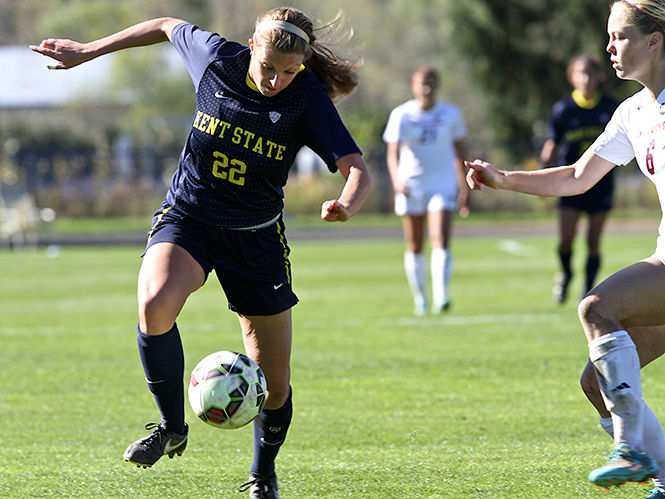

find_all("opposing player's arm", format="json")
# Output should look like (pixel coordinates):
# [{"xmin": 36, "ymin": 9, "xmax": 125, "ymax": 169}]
[
  {"xmin": 466, "ymin": 147, "xmax": 615, "ymax": 197},
  {"xmin": 321, "ymin": 153, "xmax": 373, "ymax": 222},
  {"xmin": 30, "ymin": 17, "xmax": 186, "ymax": 70}
]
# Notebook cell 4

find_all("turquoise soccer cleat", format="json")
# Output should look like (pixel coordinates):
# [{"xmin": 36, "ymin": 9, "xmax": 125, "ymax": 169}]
[{"xmin": 588, "ymin": 444, "xmax": 657, "ymax": 490}]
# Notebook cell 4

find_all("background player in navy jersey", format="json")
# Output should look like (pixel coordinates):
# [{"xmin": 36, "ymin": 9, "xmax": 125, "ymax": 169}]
[
  {"xmin": 31, "ymin": 7, "xmax": 371, "ymax": 498},
  {"xmin": 540, "ymin": 55, "xmax": 619, "ymax": 304}
]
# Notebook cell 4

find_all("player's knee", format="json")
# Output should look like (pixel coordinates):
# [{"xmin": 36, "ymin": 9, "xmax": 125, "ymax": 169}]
[
  {"xmin": 265, "ymin": 379, "xmax": 290, "ymax": 408},
  {"xmin": 138, "ymin": 289, "xmax": 181, "ymax": 332},
  {"xmin": 577, "ymin": 293, "xmax": 607, "ymax": 328},
  {"xmin": 559, "ymin": 240, "xmax": 573, "ymax": 252}
]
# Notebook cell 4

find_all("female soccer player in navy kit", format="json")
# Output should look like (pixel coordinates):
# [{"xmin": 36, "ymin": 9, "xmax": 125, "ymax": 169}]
[
  {"xmin": 466, "ymin": 1, "xmax": 665, "ymax": 494},
  {"xmin": 31, "ymin": 8, "xmax": 371, "ymax": 498},
  {"xmin": 540, "ymin": 55, "xmax": 619, "ymax": 304}
]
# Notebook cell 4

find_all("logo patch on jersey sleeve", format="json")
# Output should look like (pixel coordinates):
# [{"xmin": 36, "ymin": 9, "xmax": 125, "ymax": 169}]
[{"xmin": 269, "ymin": 111, "xmax": 282, "ymax": 123}]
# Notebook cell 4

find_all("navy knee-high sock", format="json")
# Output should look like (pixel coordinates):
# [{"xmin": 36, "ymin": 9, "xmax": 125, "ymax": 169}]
[
  {"xmin": 136, "ymin": 323, "xmax": 186, "ymax": 434},
  {"xmin": 251, "ymin": 388, "xmax": 293, "ymax": 477},
  {"xmin": 558, "ymin": 249, "xmax": 572, "ymax": 278},
  {"xmin": 585, "ymin": 254, "xmax": 601, "ymax": 293}
]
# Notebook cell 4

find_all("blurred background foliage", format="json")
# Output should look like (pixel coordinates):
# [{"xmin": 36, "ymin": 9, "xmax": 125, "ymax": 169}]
[{"xmin": 0, "ymin": 0, "xmax": 656, "ymax": 220}]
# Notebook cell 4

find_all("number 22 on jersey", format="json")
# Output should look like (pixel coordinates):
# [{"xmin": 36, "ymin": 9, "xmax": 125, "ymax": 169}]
[{"xmin": 212, "ymin": 151, "xmax": 247, "ymax": 186}]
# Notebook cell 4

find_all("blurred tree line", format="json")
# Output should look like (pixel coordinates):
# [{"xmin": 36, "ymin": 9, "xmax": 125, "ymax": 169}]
[{"xmin": 0, "ymin": 0, "xmax": 655, "ymax": 218}]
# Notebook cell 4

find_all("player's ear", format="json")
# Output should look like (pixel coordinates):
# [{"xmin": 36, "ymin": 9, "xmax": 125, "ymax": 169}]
[
  {"xmin": 649, "ymin": 31, "xmax": 663, "ymax": 51},
  {"xmin": 248, "ymin": 38, "xmax": 254, "ymax": 53}
]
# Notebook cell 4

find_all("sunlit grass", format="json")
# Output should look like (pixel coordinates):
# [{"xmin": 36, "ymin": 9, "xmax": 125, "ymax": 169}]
[{"xmin": 1, "ymin": 228, "xmax": 662, "ymax": 497}]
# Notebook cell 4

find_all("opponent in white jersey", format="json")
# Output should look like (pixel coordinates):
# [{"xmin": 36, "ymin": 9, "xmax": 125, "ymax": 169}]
[
  {"xmin": 383, "ymin": 66, "xmax": 469, "ymax": 315},
  {"xmin": 467, "ymin": 1, "xmax": 665, "ymax": 494}
]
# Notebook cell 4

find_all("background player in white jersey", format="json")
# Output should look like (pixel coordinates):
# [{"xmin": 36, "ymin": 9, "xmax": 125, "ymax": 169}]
[
  {"xmin": 383, "ymin": 66, "xmax": 469, "ymax": 316},
  {"xmin": 466, "ymin": 0, "xmax": 665, "ymax": 494}
]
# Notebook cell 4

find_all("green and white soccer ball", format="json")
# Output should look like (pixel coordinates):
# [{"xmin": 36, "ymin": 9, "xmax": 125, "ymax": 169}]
[{"xmin": 188, "ymin": 350, "xmax": 267, "ymax": 429}]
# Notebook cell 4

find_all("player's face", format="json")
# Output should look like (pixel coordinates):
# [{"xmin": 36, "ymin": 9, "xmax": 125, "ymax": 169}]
[
  {"xmin": 248, "ymin": 39, "xmax": 305, "ymax": 97},
  {"xmin": 569, "ymin": 61, "xmax": 600, "ymax": 95},
  {"xmin": 411, "ymin": 72, "xmax": 438, "ymax": 108},
  {"xmin": 606, "ymin": 3, "xmax": 654, "ymax": 82}
]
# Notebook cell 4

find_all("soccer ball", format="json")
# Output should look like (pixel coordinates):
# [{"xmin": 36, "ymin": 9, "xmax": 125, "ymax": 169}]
[{"xmin": 188, "ymin": 350, "xmax": 267, "ymax": 429}]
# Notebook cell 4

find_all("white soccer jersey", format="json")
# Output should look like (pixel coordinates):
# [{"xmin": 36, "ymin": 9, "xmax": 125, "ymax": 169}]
[
  {"xmin": 383, "ymin": 100, "xmax": 466, "ymax": 191},
  {"xmin": 592, "ymin": 87, "xmax": 665, "ymax": 259}
]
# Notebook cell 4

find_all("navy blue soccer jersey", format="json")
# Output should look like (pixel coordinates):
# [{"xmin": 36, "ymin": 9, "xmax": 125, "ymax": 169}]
[
  {"xmin": 167, "ymin": 22, "xmax": 361, "ymax": 228},
  {"xmin": 546, "ymin": 94, "xmax": 619, "ymax": 166}
]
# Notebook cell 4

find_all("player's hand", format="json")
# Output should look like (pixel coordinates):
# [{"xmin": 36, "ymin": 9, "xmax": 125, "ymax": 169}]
[
  {"xmin": 29, "ymin": 39, "xmax": 91, "ymax": 69},
  {"xmin": 392, "ymin": 181, "xmax": 408, "ymax": 196},
  {"xmin": 465, "ymin": 160, "xmax": 504, "ymax": 191},
  {"xmin": 321, "ymin": 199, "xmax": 350, "ymax": 222}
]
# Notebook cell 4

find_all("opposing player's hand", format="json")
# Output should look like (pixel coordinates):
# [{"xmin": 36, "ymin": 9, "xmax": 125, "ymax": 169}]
[
  {"xmin": 29, "ymin": 39, "xmax": 91, "ymax": 69},
  {"xmin": 321, "ymin": 199, "xmax": 350, "ymax": 222},
  {"xmin": 465, "ymin": 160, "xmax": 504, "ymax": 191}
]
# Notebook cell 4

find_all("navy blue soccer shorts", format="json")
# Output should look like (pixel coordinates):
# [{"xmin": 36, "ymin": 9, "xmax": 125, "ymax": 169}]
[
  {"xmin": 144, "ymin": 203, "xmax": 299, "ymax": 316},
  {"xmin": 559, "ymin": 171, "xmax": 614, "ymax": 214}
]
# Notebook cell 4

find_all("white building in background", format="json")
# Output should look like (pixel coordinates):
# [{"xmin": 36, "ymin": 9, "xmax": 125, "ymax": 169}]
[
  {"xmin": 1, "ymin": 45, "xmax": 116, "ymax": 109},
  {"xmin": 0, "ymin": 44, "xmax": 185, "ymax": 109}
]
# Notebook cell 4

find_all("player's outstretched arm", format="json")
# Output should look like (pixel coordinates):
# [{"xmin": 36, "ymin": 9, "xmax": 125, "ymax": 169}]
[
  {"xmin": 321, "ymin": 152, "xmax": 373, "ymax": 222},
  {"xmin": 29, "ymin": 17, "xmax": 185, "ymax": 70},
  {"xmin": 465, "ymin": 148, "xmax": 615, "ymax": 198}
]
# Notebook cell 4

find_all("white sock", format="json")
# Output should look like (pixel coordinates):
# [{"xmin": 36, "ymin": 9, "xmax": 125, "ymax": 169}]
[
  {"xmin": 431, "ymin": 248, "xmax": 451, "ymax": 306},
  {"xmin": 444, "ymin": 249, "xmax": 453, "ymax": 293},
  {"xmin": 599, "ymin": 416, "xmax": 613, "ymax": 437},
  {"xmin": 599, "ymin": 406, "xmax": 665, "ymax": 490},
  {"xmin": 589, "ymin": 331, "xmax": 644, "ymax": 451},
  {"xmin": 645, "ymin": 405, "xmax": 665, "ymax": 490},
  {"xmin": 404, "ymin": 251, "xmax": 427, "ymax": 307}
]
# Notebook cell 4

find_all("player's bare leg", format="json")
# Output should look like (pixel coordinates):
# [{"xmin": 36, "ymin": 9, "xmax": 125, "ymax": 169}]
[
  {"xmin": 239, "ymin": 310, "xmax": 292, "ymax": 411},
  {"xmin": 583, "ymin": 210, "xmax": 608, "ymax": 297},
  {"xmin": 138, "ymin": 242, "xmax": 205, "ymax": 335},
  {"xmin": 553, "ymin": 207, "xmax": 580, "ymax": 303},
  {"xmin": 580, "ymin": 259, "xmax": 665, "ymax": 488}
]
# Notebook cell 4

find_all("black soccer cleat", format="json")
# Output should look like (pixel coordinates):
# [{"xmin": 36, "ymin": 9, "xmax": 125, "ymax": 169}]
[
  {"xmin": 239, "ymin": 473, "xmax": 280, "ymax": 499},
  {"xmin": 123, "ymin": 422, "xmax": 188, "ymax": 468}
]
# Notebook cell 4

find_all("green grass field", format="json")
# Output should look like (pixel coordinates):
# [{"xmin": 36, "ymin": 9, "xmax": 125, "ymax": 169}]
[{"xmin": 1, "ymin": 225, "xmax": 664, "ymax": 497}]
